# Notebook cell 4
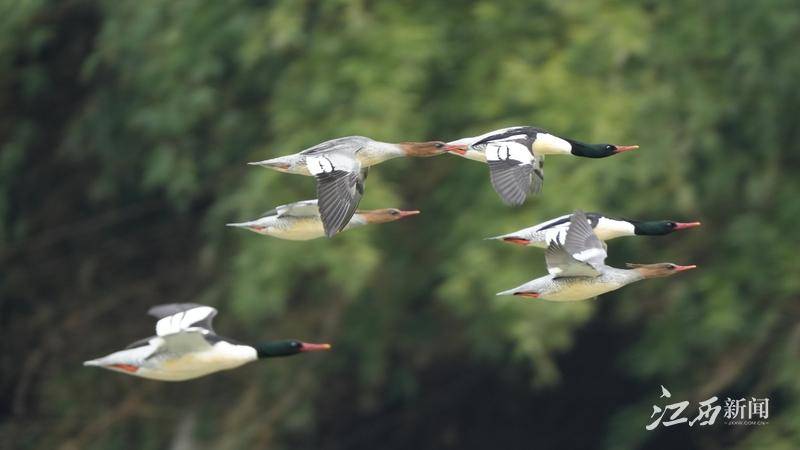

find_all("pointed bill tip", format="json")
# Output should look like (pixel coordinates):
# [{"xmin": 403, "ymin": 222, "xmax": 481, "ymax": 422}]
[
  {"xmin": 614, "ymin": 145, "xmax": 639, "ymax": 154},
  {"xmin": 674, "ymin": 264, "xmax": 697, "ymax": 272},
  {"xmin": 300, "ymin": 342, "xmax": 332, "ymax": 352},
  {"xmin": 398, "ymin": 210, "xmax": 420, "ymax": 218},
  {"xmin": 674, "ymin": 221, "xmax": 702, "ymax": 230}
]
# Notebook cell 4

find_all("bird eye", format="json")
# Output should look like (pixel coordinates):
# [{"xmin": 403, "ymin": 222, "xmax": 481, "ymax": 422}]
[
  {"xmin": 668, "ymin": 222, "xmax": 677, "ymax": 228},
  {"xmin": 606, "ymin": 145, "xmax": 614, "ymax": 151},
  {"xmin": 435, "ymin": 143, "xmax": 444, "ymax": 148},
  {"xmin": 391, "ymin": 210, "xmax": 400, "ymax": 216},
  {"xmin": 667, "ymin": 264, "xmax": 676, "ymax": 270}
]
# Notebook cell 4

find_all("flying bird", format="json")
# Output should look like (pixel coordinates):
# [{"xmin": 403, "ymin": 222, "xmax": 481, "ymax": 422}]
[
  {"xmin": 84, "ymin": 304, "xmax": 331, "ymax": 381},
  {"xmin": 227, "ymin": 199, "xmax": 420, "ymax": 241},
  {"xmin": 496, "ymin": 211, "xmax": 696, "ymax": 302},
  {"xmin": 446, "ymin": 126, "xmax": 638, "ymax": 206},
  {"xmin": 249, "ymin": 136, "xmax": 449, "ymax": 237},
  {"xmin": 489, "ymin": 212, "xmax": 701, "ymax": 247}
]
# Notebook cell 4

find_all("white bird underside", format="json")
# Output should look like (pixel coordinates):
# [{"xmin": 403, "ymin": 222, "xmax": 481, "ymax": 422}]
[
  {"xmin": 227, "ymin": 199, "xmax": 368, "ymax": 240},
  {"xmin": 84, "ymin": 304, "xmax": 258, "ymax": 381},
  {"xmin": 497, "ymin": 273, "xmax": 628, "ymax": 302},
  {"xmin": 84, "ymin": 338, "xmax": 258, "ymax": 381},
  {"xmin": 491, "ymin": 214, "xmax": 636, "ymax": 247},
  {"xmin": 497, "ymin": 211, "xmax": 642, "ymax": 302}
]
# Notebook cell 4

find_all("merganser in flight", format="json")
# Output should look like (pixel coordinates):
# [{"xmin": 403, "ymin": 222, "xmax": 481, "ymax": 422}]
[
  {"xmin": 496, "ymin": 211, "xmax": 696, "ymax": 302},
  {"xmin": 83, "ymin": 303, "xmax": 331, "ymax": 381},
  {"xmin": 226, "ymin": 199, "xmax": 420, "ymax": 241},
  {"xmin": 446, "ymin": 126, "xmax": 638, "ymax": 206},
  {"xmin": 489, "ymin": 212, "xmax": 701, "ymax": 247},
  {"xmin": 249, "ymin": 136, "xmax": 448, "ymax": 237}
]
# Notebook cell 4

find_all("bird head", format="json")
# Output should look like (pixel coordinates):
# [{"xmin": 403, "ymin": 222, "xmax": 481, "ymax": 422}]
[
  {"xmin": 626, "ymin": 263, "xmax": 697, "ymax": 278},
  {"xmin": 569, "ymin": 141, "xmax": 639, "ymax": 158},
  {"xmin": 357, "ymin": 208, "xmax": 420, "ymax": 224},
  {"xmin": 632, "ymin": 220, "xmax": 702, "ymax": 236},
  {"xmin": 399, "ymin": 141, "xmax": 449, "ymax": 157},
  {"xmin": 255, "ymin": 340, "xmax": 332, "ymax": 358}
]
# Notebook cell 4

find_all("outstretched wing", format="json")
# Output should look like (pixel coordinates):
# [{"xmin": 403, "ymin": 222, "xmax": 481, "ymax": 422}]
[
  {"xmin": 308, "ymin": 152, "xmax": 366, "ymax": 237},
  {"xmin": 563, "ymin": 210, "xmax": 607, "ymax": 268},
  {"xmin": 544, "ymin": 211, "xmax": 607, "ymax": 278},
  {"xmin": 148, "ymin": 303, "xmax": 218, "ymax": 336},
  {"xmin": 486, "ymin": 141, "xmax": 541, "ymax": 206}
]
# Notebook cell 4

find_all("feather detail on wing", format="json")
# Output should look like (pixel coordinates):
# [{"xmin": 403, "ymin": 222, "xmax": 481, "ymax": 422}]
[
  {"xmin": 544, "ymin": 210, "xmax": 607, "ymax": 278},
  {"xmin": 485, "ymin": 141, "xmax": 541, "ymax": 206},
  {"xmin": 148, "ymin": 303, "xmax": 218, "ymax": 336},
  {"xmin": 307, "ymin": 151, "xmax": 367, "ymax": 237}
]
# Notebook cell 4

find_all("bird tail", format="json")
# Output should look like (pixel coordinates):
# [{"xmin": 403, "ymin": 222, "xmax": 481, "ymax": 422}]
[
  {"xmin": 484, "ymin": 233, "xmax": 506, "ymax": 241},
  {"xmin": 225, "ymin": 221, "xmax": 257, "ymax": 228},
  {"xmin": 496, "ymin": 287, "xmax": 518, "ymax": 296},
  {"xmin": 247, "ymin": 156, "xmax": 293, "ymax": 171},
  {"xmin": 83, "ymin": 358, "xmax": 103, "ymax": 367}
]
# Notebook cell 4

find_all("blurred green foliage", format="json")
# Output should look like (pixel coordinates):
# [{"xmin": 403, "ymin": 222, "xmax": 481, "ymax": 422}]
[{"xmin": 2, "ymin": 0, "xmax": 799, "ymax": 449}]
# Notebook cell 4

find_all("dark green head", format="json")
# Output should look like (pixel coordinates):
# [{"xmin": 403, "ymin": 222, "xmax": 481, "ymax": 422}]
[
  {"xmin": 567, "ymin": 140, "xmax": 639, "ymax": 158},
  {"xmin": 254, "ymin": 339, "xmax": 331, "ymax": 358},
  {"xmin": 631, "ymin": 220, "xmax": 702, "ymax": 236}
]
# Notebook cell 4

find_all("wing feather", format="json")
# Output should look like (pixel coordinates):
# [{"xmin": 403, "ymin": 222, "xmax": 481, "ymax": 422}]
[
  {"xmin": 148, "ymin": 304, "xmax": 218, "ymax": 336},
  {"xmin": 485, "ymin": 141, "xmax": 541, "ymax": 206},
  {"xmin": 308, "ymin": 151, "xmax": 366, "ymax": 237},
  {"xmin": 543, "ymin": 210, "xmax": 607, "ymax": 278}
]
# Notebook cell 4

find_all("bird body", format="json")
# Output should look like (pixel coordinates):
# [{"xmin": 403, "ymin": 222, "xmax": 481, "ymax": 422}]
[
  {"xmin": 84, "ymin": 304, "xmax": 330, "ymax": 381},
  {"xmin": 489, "ymin": 213, "xmax": 700, "ymax": 247},
  {"xmin": 250, "ymin": 136, "xmax": 446, "ymax": 236},
  {"xmin": 497, "ymin": 267, "xmax": 639, "ymax": 302},
  {"xmin": 496, "ymin": 211, "xmax": 696, "ymax": 302},
  {"xmin": 446, "ymin": 126, "xmax": 638, "ymax": 205},
  {"xmin": 227, "ymin": 199, "xmax": 419, "ymax": 241}
]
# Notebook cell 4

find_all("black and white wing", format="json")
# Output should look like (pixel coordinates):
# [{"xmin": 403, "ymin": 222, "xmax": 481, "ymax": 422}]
[
  {"xmin": 148, "ymin": 303, "xmax": 218, "ymax": 336},
  {"xmin": 485, "ymin": 141, "xmax": 542, "ymax": 206},
  {"xmin": 470, "ymin": 126, "xmax": 545, "ymax": 148},
  {"xmin": 307, "ymin": 151, "xmax": 367, "ymax": 237},
  {"xmin": 545, "ymin": 210, "xmax": 607, "ymax": 278},
  {"xmin": 299, "ymin": 136, "xmax": 371, "ymax": 155},
  {"xmin": 264, "ymin": 199, "xmax": 320, "ymax": 218}
]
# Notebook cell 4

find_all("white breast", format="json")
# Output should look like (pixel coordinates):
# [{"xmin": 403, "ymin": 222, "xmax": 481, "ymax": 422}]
[
  {"xmin": 593, "ymin": 218, "xmax": 635, "ymax": 241},
  {"xmin": 138, "ymin": 342, "xmax": 258, "ymax": 381},
  {"xmin": 532, "ymin": 133, "xmax": 572, "ymax": 155}
]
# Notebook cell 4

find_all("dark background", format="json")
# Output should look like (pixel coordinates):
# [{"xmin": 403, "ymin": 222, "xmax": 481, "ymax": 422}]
[{"xmin": 2, "ymin": 0, "xmax": 799, "ymax": 449}]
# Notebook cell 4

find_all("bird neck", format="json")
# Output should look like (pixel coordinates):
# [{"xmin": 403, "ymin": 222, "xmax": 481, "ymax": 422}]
[
  {"xmin": 627, "ymin": 265, "xmax": 667, "ymax": 280},
  {"xmin": 253, "ymin": 341, "xmax": 300, "ymax": 359},
  {"xmin": 370, "ymin": 141, "xmax": 406, "ymax": 157},
  {"xmin": 631, "ymin": 220, "xmax": 672, "ymax": 236},
  {"xmin": 347, "ymin": 212, "xmax": 370, "ymax": 227},
  {"xmin": 567, "ymin": 140, "xmax": 613, "ymax": 158}
]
